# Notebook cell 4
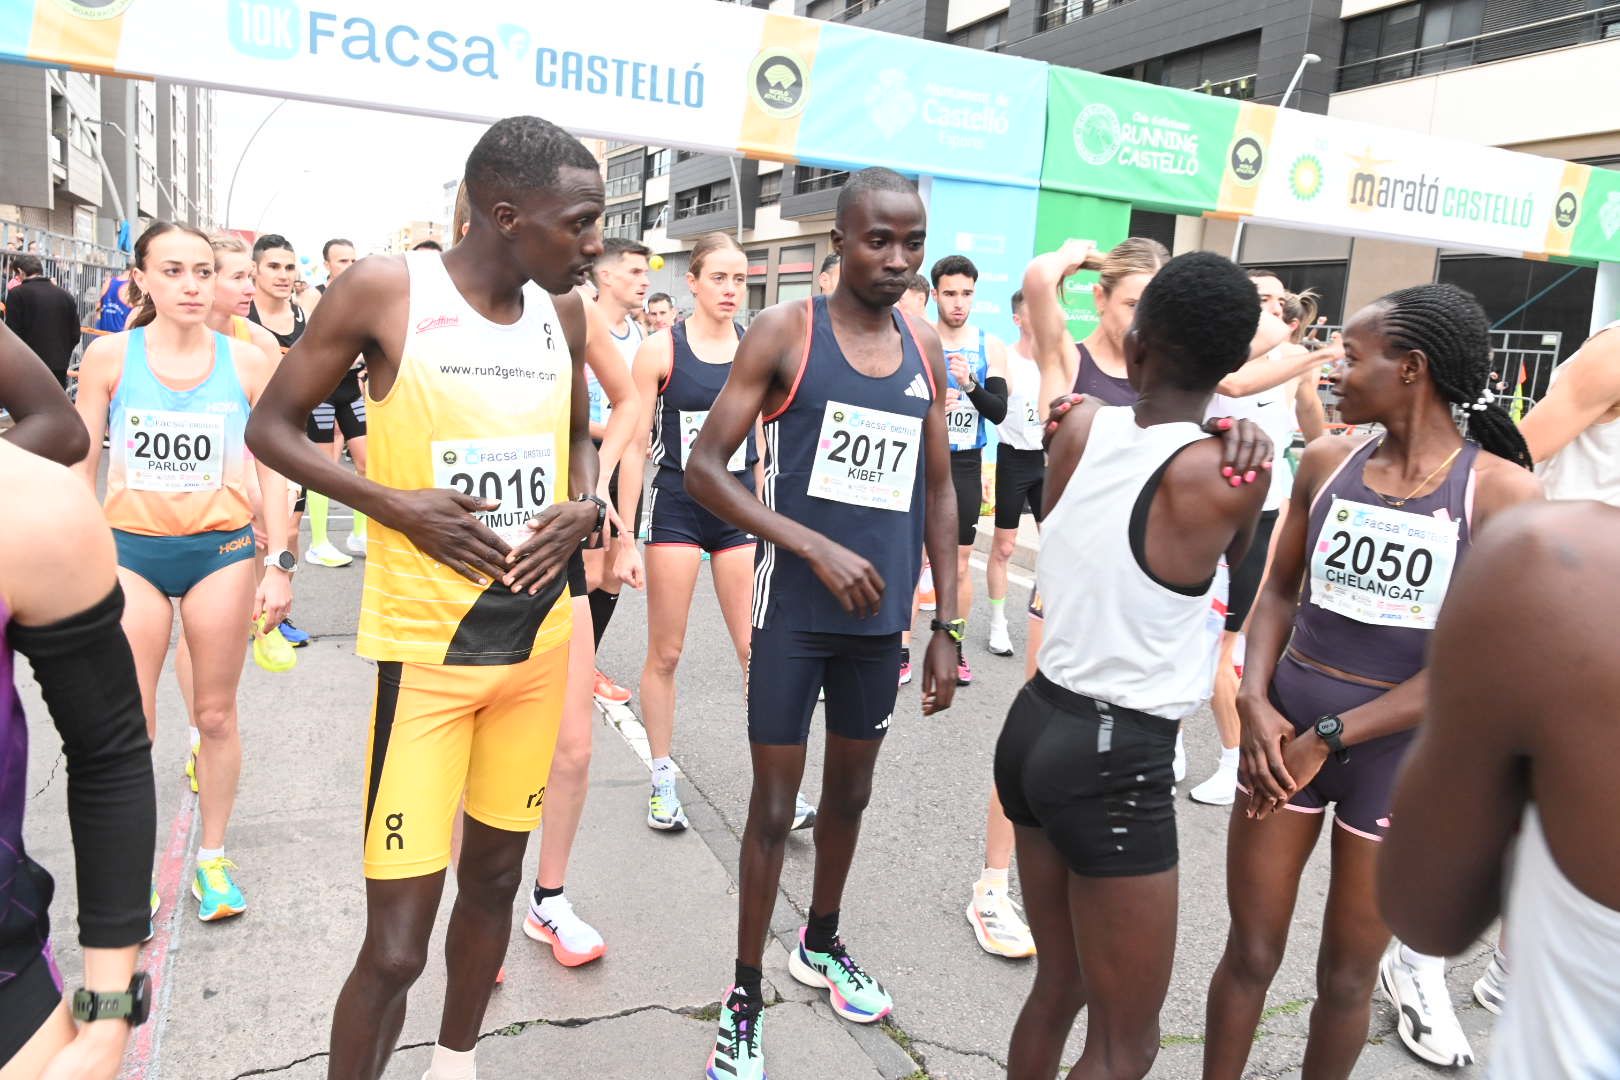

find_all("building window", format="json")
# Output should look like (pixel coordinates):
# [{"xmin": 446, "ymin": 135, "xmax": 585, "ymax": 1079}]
[
  {"xmin": 645, "ymin": 148, "xmax": 671, "ymax": 179},
  {"xmin": 809, "ymin": 0, "xmax": 888, "ymax": 21},
  {"xmin": 949, "ymin": 14, "xmax": 1007, "ymax": 51},
  {"xmin": 1039, "ymin": 0, "xmax": 1135, "ymax": 33},
  {"xmin": 605, "ymin": 139, "xmax": 637, "ymax": 152},
  {"xmin": 794, "ymin": 166, "xmax": 849, "ymax": 195},
  {"xmin": 675, "ymin": 149, "xmax": 699, "ymax": 163},
  {"xmin": 603, "ymin": 206, "xmax": 641, "ymax": 241},
  {"xmin": 605, "ymin": 156, "xmax": 642, "ymax": 200},
  {"xmin": 674, "ymin": 180, "xmax": 732, "ymax": 221},
  {"xmin": 1336, "ymin": 0, "xmax": 1620, "ymax": 91},
  {"xmin": 757, "ymin": 172, "xmax": 782, "ymax": 206},
  {"xmin": 642, "ymin": 201, "xmax": 667, "ymax": 232}
]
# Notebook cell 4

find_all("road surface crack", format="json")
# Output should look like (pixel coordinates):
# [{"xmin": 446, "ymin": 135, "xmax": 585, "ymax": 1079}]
[{"xmin": 29, "ymin": 752, "xmax": 63, "ymax": 799}]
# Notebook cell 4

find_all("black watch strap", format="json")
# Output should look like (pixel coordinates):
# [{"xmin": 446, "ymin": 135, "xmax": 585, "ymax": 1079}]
[
  {"xmin": 574, "ymin": 493, "xmax": 607, "ymax": 545},
  {"xmin": 930, "ymin": 617, "xmax": 966, "ymax": 643},
  {"xmin": 73, "ymin": 972, "xmax": 150, "ymax": 1025},
  {"xmin": 1315, "ymin": 714, "xmax": 1349, "ymax": 763}
]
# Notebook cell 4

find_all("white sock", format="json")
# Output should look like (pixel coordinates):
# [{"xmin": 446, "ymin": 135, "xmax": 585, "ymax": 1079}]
[
  {"xmin": 1233, "ymin": 633, "xmax": 1247, "ymax": 671},
  {"xmin": 196, "ymin": 846, "xmax": 224, "ymax": 864},
  {"xmin": 651, "ymin": 756, "xmax": 675, "ymax": 785},
  {"xmin": 425, "ymin": 1044, "xmax": 476, "ymax": 1080},
  {"xmin": 1400, "ymin": 944, "xmax": 1446, "ymax": 973},
  {"xmin": 188, "ymin": 726, "xmax": 201, "ymax": 751},
  {"xmin": 977, "ymin": 867, "xmax": 1009, "ymax": 893},
  {"xmin": 1174, "ymin": 729, "xmax": 1185, "ymax": 757},
  {"xmin": 1218, "ymin": 746, "xmax": 1239, "ymax": 771}
]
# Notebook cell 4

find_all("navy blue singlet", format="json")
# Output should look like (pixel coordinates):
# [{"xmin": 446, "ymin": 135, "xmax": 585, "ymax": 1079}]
[{"xmin": 651, "ymin": 319, "xmax": 757, "ymax": 484}]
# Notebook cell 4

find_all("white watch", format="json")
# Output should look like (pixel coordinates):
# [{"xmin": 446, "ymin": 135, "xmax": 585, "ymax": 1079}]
[{"xmin": 265, "ymin": 550, "xmax": 297, "ymax": 574}]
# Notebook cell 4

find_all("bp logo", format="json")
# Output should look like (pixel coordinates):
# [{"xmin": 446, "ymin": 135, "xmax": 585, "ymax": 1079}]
[
  {"xmin": 749, "ymin": 49, "xmax": 810, "ymax": 118},
  {"xmin": 1290, "ymin": 154, "xmax": 1324, "ymax": 202},
  {"xmin": 441, "ymin": 450, "xmax": 459, "ymax": 465},
  {"xmin": 832, "ymin": 410, "xmax": 846, "ymax": 423},
  {"xmin": 1554, "ymin": 190, "xmax": 1580, "ymax": 230},
  {"xmin": 48, "ymin": 0, "xmax": 134, "ymax": 17},
  {"xmin": 1072, "ymin": 103, "xmax": 1122, "ymax": 167},
  {"xmin": 1229, "ymin": 137, "xmax": 1265, "ymax": 184},
  {"xmin": 1336, "ymin": 507, "xmax": 1350, "ymax": 522},
  {"xmin": 128, "ymin": 414, "xmax": 141, "ymax": 427}
]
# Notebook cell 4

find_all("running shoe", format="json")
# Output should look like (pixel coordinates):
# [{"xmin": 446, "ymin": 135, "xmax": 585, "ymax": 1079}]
[
  {"xmin": 897, "ymin": 659, "xmax": 912, "ymax": 686},
  {"xmin": 252, "ymin": 617, "xmax": 297, "ymax": 673},
  {"xmin": 788, "ymin": 929, "xmax": 893, "ymax": 1024},
  {"xmin": 1473, "ymin": 947, "xmax": 1507, "ymax": 1016},
  {"xmin": 593, "ymin": 669, "xmax": 632, "ymax": 707},
  {"xmin": 647, "ymin": 778, "xmax": 689, "ymax": 832},
  {"xmin": 956, "ymin": 650, "xmax": 973, "ymax": 687},
  {"xmin": 986, "ymin": 621, "xmax": 1014, "ymax": 657},
  {"xmin": 706, "ymin": 984, "xmax": 764, "ymax": 1080},
  {"xmin": 1189, "ymin": 766, "xmax": 1237, "ymax": 806},
  {"xmin": 304, "ymin": 541, "xmax": 354, "ymax": 568},
  {"xmin": 150, "ymin": 883, "xmax": 160, "ymax": 917},
  {"xmin": 144, "ymin": 882, "xmax": 160, "ymax": 943},
  {"xmin": 966, "ymin": 882, "xmax": 1036, "ymax": 959},
  {"xmin": 193, "ymin": 857, "xmax": 246, "ymax": 922},
  {"xmin": 791, "ymin": 793, "xmax": 817, "ymax": 831},
  {"xmin": 523, "ymin": 893, "xmax": 606, "ymax": 967},
  {"xmin": 345, "ymin": 533, "xmax": 367, "ymax": 557},
  {"xmin": 277, "ymin": 619, "xmax": 311, "ymax": 647},
  {"xmin": 1378, "ymin": 941, "xmax": 1475, "ymax": 1067}
]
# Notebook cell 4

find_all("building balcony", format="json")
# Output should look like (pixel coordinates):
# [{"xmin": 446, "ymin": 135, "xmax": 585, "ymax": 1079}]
[{"xmin": 779, "ymin": 165, "xmax": 846, "ymax": 221}]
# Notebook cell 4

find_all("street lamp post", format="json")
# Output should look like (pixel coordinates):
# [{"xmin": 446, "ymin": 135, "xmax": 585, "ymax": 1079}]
[
  {"xmin": 1231, "ymin": 52, "xmax": 1320, "ymax": 262},
  {"xmin": 224, "ymin": 98, "xmax": 287, "ymax": 228}
]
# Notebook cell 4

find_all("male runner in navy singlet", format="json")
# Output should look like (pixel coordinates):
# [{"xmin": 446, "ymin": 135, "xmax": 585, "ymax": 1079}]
[{"xmin": 685, "ymin": 168, "xmax": 960, "ymax": 1080}]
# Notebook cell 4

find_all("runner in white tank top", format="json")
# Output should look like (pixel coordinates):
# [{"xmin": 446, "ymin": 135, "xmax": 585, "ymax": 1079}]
[
  {"xmin": 1522, "ymin": 322, "xmax": 1620, "ymax": 505},
  {"xmin": 1381, "ymin": 500, "xmax": 1620, "ymax": 1080}
]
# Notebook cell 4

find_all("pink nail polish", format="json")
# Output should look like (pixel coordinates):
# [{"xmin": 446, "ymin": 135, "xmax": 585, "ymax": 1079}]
[
  {"xmin": 1244, "ymin": 470, "xmax": 1257, "ymax": 483},
  {"xmin": 1218, "ymin": 418, "xmax": 1233, "ymax": 430},
  {"xmin": 1222, "ymin": 466, "xmax": 1234, "ymax": 477},
  {"xmin": 1230, "ymin": 476, "xmax": 1242, "ymax": 487}
]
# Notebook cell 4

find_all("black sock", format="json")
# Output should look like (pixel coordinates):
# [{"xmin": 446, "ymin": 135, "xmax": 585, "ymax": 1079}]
[
  {"xmin": 588, "ymin": 588, "xmax": 620, "ymax": 651},
  {"xmin": 732, "ymin": 961, "xmax": 764, "ymax": 1004},
  {"xmin": 532, "ymin": 883, "xmax": 563, "ymax": 906},
  {"xmin": 900, "ymin": 647, "xmax": 910, "ymax": 664},
  {"xmin": 805, "ymin": 908, "xmax": 840, "ymax": 953}
]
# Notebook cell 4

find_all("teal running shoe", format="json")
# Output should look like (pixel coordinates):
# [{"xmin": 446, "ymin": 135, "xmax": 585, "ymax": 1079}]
[
  {"xmin": 788, "ymin": 929, "xmax": 892, "ymax": 1023},
  {"xmin": 192, "ymin": 856, "xmax": 246, "ymax": 922},
  {"xmin": 706, "ymin": 984, "xmax": 764, "ymax": 1080},
  {"xmin": 647, "ymin": 779, "xmax": 688, "ymax": 832}
]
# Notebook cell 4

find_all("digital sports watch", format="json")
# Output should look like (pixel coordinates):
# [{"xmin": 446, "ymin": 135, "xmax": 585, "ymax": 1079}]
[
  {"xmin": 72, "ymin": 972, "xmax": 151, "ymax": 1026},
  {"xmin": 1314, "ymin": 714, "xmax": 1349, "ymax": 763},
  {"xmin": 930, "ymin": 617, "xmax": 966, "ymax": 643}
]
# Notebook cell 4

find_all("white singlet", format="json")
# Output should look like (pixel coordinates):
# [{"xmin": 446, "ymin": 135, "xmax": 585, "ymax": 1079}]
[
  {"xmin": 997, "ymin": 342, "xmax": 1045, "ymax": 452},
  {"xmin": 1490, "ymin": 806, "xmax": 1620, "ymax": 1079},
  {"xmin": 1538, "ymin": 323, "xmax": 1620, "ymax": 506},
  {"xmin": 1208, "ymin": 361, "xmax": 1296, "ymax": 513},
  {"xmin": 1036, "ymin": 406, "xmax": 1218, "ymax": 720}
]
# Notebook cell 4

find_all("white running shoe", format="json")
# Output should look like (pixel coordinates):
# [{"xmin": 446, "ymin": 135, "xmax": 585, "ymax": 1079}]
[
  {"xmin": 986, "ymin": 621, "xmax": 1013, "ymax": 657},
  {"xmin": 966, "ymin": 882, "xmax": 1036, "ymax": 959},
  {"xmin": 345, "ymin": 533, "xmax": 367, "ymax": 556},
  {"xmin": 1473, "ymin": 947, "xmax": 1507, "ymax": 1015},
  {"xmin": 304, "ymin": 542, "xmax": 354, "ymax": 568},
  {"xmin": 523, "ymin": 892, "xmax": 606, "ymax": 967},
  {"xmin": 1379, "ymin": 942, "xmax": 1476, "ymax": 1067},
  {"xmin": 647, "ymin": 778, "xmax": 689, "ymax": 831},
  {"xmin": 1172, "ymin": 730, "xmax": 1187, "ymax": 783},
  {"xmin": 791, "ymin": 792, "xmax": 817, "ymax": 831},
  {"xmin": 1189, "ymin": 766, "xmax": 1238, "ymax": 806}
]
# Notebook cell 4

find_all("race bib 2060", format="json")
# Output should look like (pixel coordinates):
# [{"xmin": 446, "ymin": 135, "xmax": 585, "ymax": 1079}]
[{"xmin": 123, "ymin": 409, "xmax": 225, "ymax": 492}]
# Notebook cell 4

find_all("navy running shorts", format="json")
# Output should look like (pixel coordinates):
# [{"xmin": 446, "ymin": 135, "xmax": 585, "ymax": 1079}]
[
  {"xmin": 647, "ymin": 477, "xmax": 754, "ymax": 554},
  {"xmin": 746, "ymin": 625, "xmax": 902, "ymax": 746},
  {"xmin": 1236, "ymin": 653, "xmax": 1413, "ymax": 842},
  {"xmin": 995, "ymin": 672, "xmax": 1179, "ymax": 877}
]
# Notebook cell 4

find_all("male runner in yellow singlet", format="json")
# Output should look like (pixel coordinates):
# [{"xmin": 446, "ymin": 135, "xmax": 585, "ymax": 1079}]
[{"xmin": 247, "ymin": 115, "xmax": 608, "ymax": 1080}]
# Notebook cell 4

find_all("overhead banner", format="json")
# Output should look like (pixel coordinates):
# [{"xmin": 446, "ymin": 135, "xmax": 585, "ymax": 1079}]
[
  {"xmin": 786, "ymin": 23, "xmax": 1046, "ymax": 187},
  {"xmin": 1033, "ymin": 190, "xmax": 1131, "ymax": 340},
  {"xmin": 1041, "ymin": 67, "xmax": 1270, "ymax": 217}
]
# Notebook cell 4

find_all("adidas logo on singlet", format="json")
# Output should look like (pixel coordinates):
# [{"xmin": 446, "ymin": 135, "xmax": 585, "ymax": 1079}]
[{"xmin": 903, "ymin": 373, "xmax": 930, "ymax": 399}]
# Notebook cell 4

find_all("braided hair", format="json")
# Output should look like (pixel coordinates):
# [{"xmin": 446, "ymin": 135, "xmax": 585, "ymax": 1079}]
[{"xmin": 1374, "ymin": 283, "xmax": 1533, "ymax": 470}]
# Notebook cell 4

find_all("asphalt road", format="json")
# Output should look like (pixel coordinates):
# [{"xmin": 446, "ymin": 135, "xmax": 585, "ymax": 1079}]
[{"xmin": 16, "ymin": 512, "xmax": 1500, "ymax": 1079}]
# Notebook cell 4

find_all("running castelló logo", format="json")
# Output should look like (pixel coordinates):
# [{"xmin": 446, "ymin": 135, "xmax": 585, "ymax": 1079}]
[
  {"xmin": 48, "ymin": 0, "xmax": 133, "ymax": 18},
  {"xmin": 748, "ymin": 49, "xmax": 810, "ymax": 118}
]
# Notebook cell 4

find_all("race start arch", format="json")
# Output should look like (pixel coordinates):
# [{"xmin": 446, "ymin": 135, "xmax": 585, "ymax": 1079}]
[{"xmin": 6, "ymin": 0, "xmax": 1618, "ymax": 345}]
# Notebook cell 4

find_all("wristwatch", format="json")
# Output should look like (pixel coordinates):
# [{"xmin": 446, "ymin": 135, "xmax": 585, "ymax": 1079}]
[
  {"xmin": 72, "ymin": 972, "xmax": 151, "ymax": 1026},
  {"xmin": 264, "ymin": 550, "xmax": 297, "ymax": 574},
  {"xmin": 930, "ymin": 617, "xmax": 966, "ymax": 643},
  {"xmin": 1314, "ymin": 714, "xmax": 1349, "ymax": 763},
  {"xmin": 574, "ymin": 493, "xmax": 608, "ymax": 547}
]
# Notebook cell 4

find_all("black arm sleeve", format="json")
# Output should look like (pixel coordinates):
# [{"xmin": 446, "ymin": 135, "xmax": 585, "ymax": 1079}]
[
  {"xmin": 967, "ymin": 376, "xmax": 1009, "ymax": 425},
  {"xmin": 10, "ymin": 585, "xmax": 155, "ymax": 949}
]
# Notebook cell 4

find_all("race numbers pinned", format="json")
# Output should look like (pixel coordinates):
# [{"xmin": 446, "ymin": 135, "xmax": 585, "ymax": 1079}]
[
  {"xmin": 1309, "ymin": 497, "xmax": 1459, "ymax": 630},
  {"xmin": 808, "ymin": 400, "xmax": 921, "ymax": 512},
  {"xmin": 124, "ymin": 409, "xmax": 225, "ymax": 492},
  {"xmin": 433, "ymin": 434, "xmax": 557, "ymax": 547},
  {"xmin": 679, "ymin": 410, "xmax": 747, "ymax": 472}
]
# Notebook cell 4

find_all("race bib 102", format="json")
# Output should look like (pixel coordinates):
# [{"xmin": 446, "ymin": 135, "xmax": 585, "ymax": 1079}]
[
  {"xmin": 946, "ymin": 397, "xmax": 980, "ymax": 450},
  {"xmin": 808, "ymin": 401, "xmax": 922, "ymax": 513},
  {"xmin": 123, "ymin": 409, "xmax": 225, "ymax": 492},
  {"xmin": 679, "ymin": 409, "xmax": 747, "ymax": 472},
  {"xmin": 433, "ymin": 434, "xmax": 557, "ymax": 547},
  {"xmin": 1309, "ymin": 497, "xmax": 1459, "ymax": 630}
]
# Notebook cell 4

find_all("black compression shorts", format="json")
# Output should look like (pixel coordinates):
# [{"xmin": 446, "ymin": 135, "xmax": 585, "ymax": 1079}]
[
  {"xmin": 994, "ymin": 447, "xmax": 1046, "ymax": 530},
  {"xmin": 1225, "ymin": 508, "xmax": 1280, "ymax": 632},
  {"xmin": 950, "ymin": 450, "xmax": 982, "ymax": 547}
]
